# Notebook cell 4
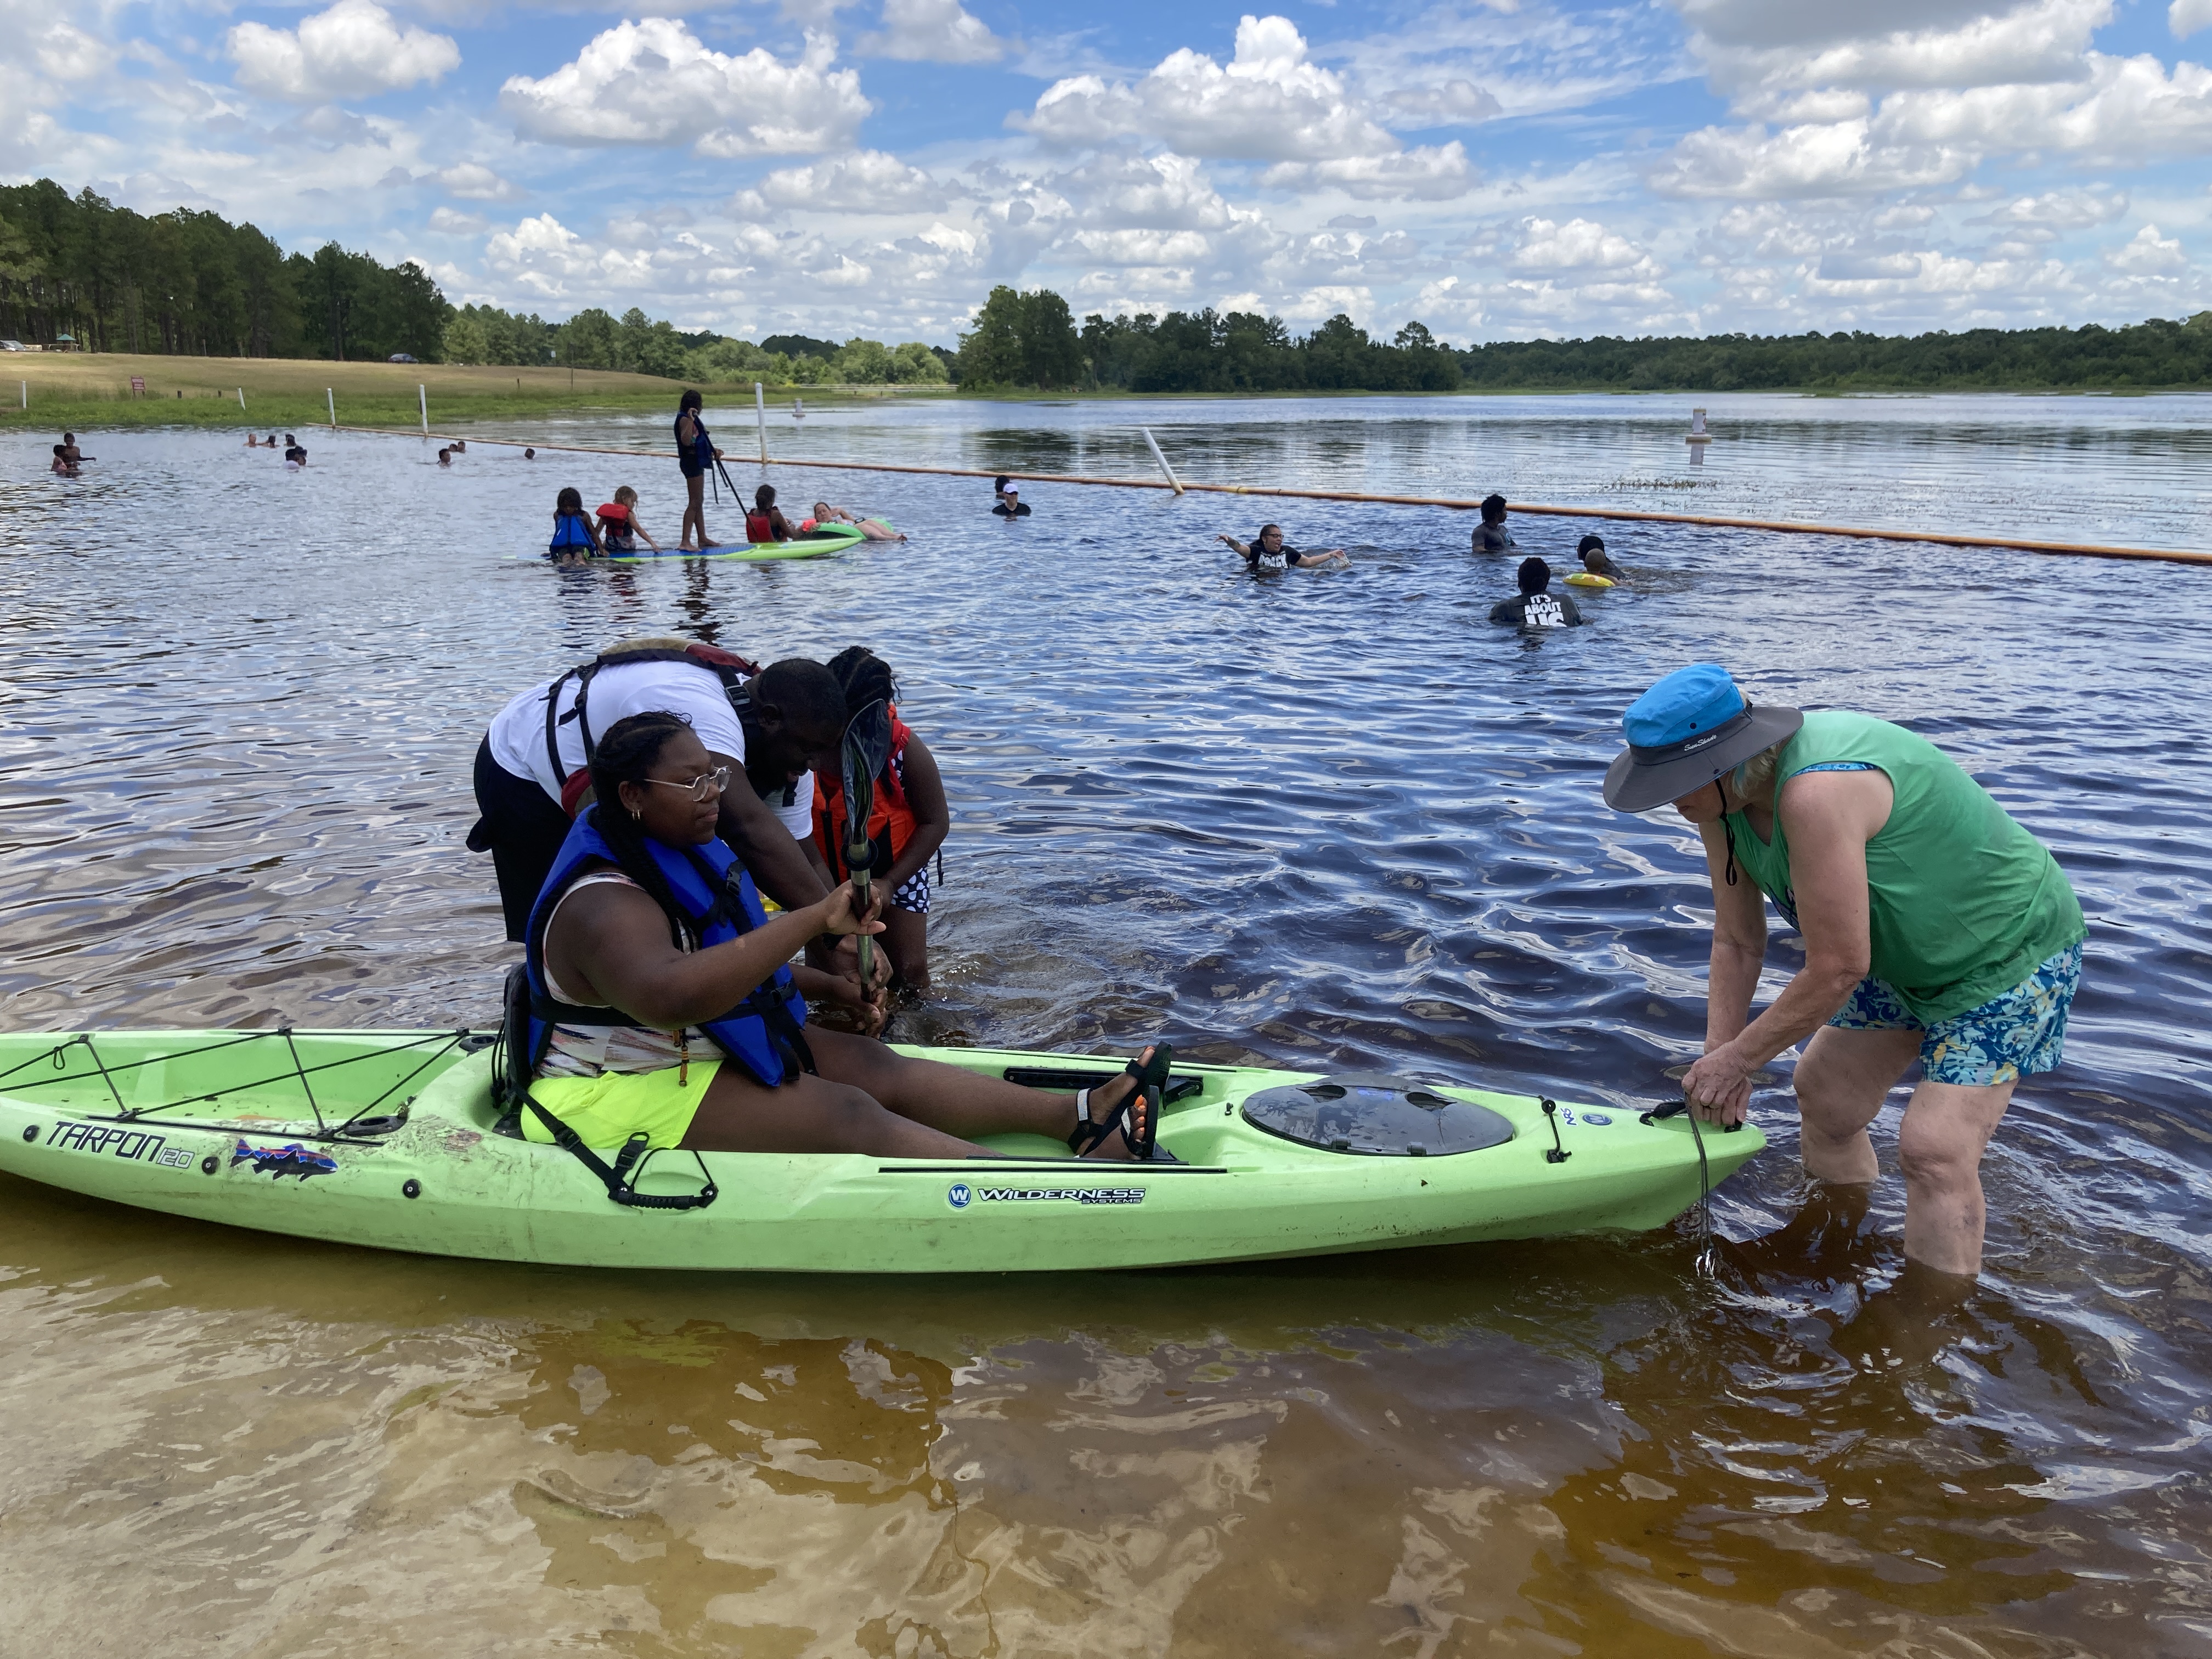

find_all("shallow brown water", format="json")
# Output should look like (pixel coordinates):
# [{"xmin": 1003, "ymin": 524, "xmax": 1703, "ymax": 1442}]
[{"xmin": 3, "ymin": 403, "xmax": 2210, "ymax": 1655}]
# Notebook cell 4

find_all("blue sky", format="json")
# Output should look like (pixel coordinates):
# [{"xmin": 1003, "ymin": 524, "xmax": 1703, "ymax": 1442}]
[{"xmin": 9, "ymin": 0, "xmax": 2211, "ymax": 344}]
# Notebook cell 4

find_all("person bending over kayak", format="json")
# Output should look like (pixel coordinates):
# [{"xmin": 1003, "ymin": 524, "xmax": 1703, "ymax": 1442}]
[
  {"xmin": 1577, "ymin": 534, "xmax": 1626, "ymax": 581},
  {"xmin": 473, "ymin": 646, "xmax": 842, "ymax": 943},
  {"xmin": 812, "ymin": 647, "xmax": 950, "ymax": 992},
  {"xmin": 521, "ymin": 710, "xmax": 1173, "ymax": 1160},
  {"xmin": 1219, "ymin": 525, "xmax": 1347, "ymax": 569},
  {"xmin": 1602, "ymin": 664, "xmax": 2086, "ymax": 1279},
  {"xmin": 1472, "ymin": 494, "xmax": 1515, "ymax": 554},
  {"xmin": 549, "ymin": 487, "xmax": 603, "ymax": 560},
  {"xmin": 746, "ymin": 484, "xmax": 795, "ymax": 544},
  {"xmin": 674, "ymin": 389, "xmax": 724, "ymax": 550},
  {"xmin": 809, "ymin": 501, "xmax": 905, "ymax": 541},
  {"xmin": 597, "ymin": 486, "xmax": 661, "ymax": 554},
  {"xmin": 1489, "ymin": 557, "xmax": 1583, "ymax": 631}
]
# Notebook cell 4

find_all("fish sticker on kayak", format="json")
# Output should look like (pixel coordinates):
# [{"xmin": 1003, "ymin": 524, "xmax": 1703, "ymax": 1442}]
[{"xmin": 232, "ymin": 1139, "xmax": 338, "ymax": 1181}]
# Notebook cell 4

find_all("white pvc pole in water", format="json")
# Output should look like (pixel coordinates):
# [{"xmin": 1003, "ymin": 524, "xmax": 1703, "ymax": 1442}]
[
  {"xmin": 18, "ymin": 381, "xmax": 24, "ymax": 410},
  {"xmin": 419, "ymin": 384, "xmax": 429, "ymax": 436},
  {"xmin": 327, "ymin": 388, "xmax": 336, "ymax": 427},
  {"xmin": 1141, "ymin": 426, "xmax": 1184, "ymax": 495},
  {"xmin": 754, "ymin": 381, "xmax": 768, "ymax": 464},
  {"xmin": 237, "ymin": 387, "xmax": 245, "ymax": 410}
]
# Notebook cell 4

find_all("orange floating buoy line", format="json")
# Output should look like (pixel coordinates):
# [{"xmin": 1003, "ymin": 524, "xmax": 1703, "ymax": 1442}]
[{"xmin": 334, "ymin": 424, "xmax": 2211, "ymax": 568}]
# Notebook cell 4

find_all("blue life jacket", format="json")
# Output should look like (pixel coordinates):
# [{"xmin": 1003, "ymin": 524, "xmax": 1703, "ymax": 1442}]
[
  {"xmin": 522, "ymin": 808, "xmax": 810, "ymax": 1091},
  {"xmin": 549, "ymin": 511, "xmax": 595, "ymax": 552},
  {"xmin": 674, "ymin": 412, "xmax": 714, "ymax": 477}
]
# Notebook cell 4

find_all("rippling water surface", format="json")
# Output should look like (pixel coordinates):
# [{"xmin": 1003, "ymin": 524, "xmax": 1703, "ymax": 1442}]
[{"xmin": 3, "ymin": 394, "xmax": 2210, "ymax": 1656}]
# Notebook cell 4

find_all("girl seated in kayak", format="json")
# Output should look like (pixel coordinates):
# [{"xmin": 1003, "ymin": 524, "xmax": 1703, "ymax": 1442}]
[
  {"xmin": 745, "ymin": 485, "xmax": 795, "ymax": 544},
  {"xmin": 597, "ymin": 486, "xmax": 661, "ymax": 554},
  {"xmin": 549, "ymin": 487, "xmax": 602, "ymax": 561},
  {"xmin": 521, "ymin": 710, "xmax": 1172, "ymax": 1160},
  {"xmin": 812, "ymin": 647, "xmax": 949, "ymax": 991},
  {"xmin": 808, "ymin": 501, "xmax": 905, "ymax": 542}
]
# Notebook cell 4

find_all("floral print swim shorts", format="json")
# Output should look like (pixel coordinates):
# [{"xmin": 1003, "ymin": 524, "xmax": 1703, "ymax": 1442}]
[{"xmin": 1828, "ymin": 941, "xmax": 2083, "ymax": 1087}]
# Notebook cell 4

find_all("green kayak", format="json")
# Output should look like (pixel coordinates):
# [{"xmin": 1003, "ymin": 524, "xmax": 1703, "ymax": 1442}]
[
  {"xmin": 605, "ymin": 526, "xmax": 868, "ymax": 563},
  {"xmin": 0, "ymin": 1029, "xmax": 1764, "ymax": 1272}
]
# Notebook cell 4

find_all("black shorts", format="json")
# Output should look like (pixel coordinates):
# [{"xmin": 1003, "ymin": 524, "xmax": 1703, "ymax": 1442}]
[{"xmin": 467, "ymin": 736, "xmax": 574, "ymax": 943}]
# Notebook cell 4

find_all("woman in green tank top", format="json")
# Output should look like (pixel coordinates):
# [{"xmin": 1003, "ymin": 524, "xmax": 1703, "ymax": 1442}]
[{"xmin": 1604, "ymin": 665, "xmax": 2086, "ymax": 1280}]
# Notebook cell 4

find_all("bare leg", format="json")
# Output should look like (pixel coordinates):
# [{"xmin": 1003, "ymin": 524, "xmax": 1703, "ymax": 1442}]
[
  {"xmin": 1895, "ymin": 1077, "xmax": 2017, "ymax": 1277},
  {"xmin": 881, "ymin": 906, "xmax": 929, "ymax": 991},
  {"xmin": 808, "ymin": 1028, "xmax": 1151, "ymax": 1153},
  {"xmin": 1793, "ymin": 1025, "xmax": 1921, "ymax": 1183},
  {"xmin": 680, "ymin": 1066, "xmax": 973, "ymax": 1156},
  {"xmin": 680, "ymin": 474, "xmax": 708, "ymax": 549}
]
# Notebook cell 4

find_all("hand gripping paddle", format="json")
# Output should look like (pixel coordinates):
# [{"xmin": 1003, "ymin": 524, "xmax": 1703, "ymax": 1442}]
[{"xmin": 839, "ymin": 697, "xmax": 894, "ymax": 990}]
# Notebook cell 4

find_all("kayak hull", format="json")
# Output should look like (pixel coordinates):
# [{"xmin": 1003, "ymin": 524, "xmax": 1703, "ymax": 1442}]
[{"xmin": 0, "ymin": 1030, "xmax": 1765, "ymax": 1272}]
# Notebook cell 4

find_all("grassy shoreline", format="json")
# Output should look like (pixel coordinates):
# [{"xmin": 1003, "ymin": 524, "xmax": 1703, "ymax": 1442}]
[{"xmin": 4, "ymin": 352, "xmax": 2205, "ymax": 433}]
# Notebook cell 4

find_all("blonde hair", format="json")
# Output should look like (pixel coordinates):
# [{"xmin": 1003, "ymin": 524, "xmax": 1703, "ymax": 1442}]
[
  {"xmin": 613, "ymin": 485, "xmax": 637, "ymax": 506},
  {"xmin": 1736, "ymin": 742, "xmax": 1787, "ymax": 804}
]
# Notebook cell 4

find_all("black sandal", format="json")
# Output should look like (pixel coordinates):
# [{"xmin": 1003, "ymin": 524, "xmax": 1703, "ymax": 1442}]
[{"xmin": 1067, "ymin": 1043, "xmax": 1177, "ymax": 1160}]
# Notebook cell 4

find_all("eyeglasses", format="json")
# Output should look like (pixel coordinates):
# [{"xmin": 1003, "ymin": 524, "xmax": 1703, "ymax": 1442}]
[{"xmin": 646, "ymin": 767, "xmax": 729, "ymax": 802}]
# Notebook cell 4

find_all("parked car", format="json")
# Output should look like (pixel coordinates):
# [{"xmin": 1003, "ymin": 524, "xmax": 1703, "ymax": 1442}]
[
  {"xmin": 0, "ymin": 340, "xmax": 26, "ymax": 352},
  {"xmin": 389, "ymin": 353, "xmax": 419, "ymax": 364}
]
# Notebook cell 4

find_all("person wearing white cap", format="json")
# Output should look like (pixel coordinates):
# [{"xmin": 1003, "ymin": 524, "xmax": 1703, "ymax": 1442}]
[
  {"xmin": 991, "ymin": 478, "xmax": 1031, "ymax": 518},
  {"xmin": 1604, "ymin": 664, "xmax": 2086, "ymax": 1278}
]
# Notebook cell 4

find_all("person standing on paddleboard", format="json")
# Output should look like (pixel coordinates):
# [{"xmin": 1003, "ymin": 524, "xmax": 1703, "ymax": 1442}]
[
  {"xmin": 1604, "ymin": 664, "xmax": 2086, "ymax": 1279},
  {"xmin": 675, "ymin": 390, "xmax": 724, "ymax": 550}
]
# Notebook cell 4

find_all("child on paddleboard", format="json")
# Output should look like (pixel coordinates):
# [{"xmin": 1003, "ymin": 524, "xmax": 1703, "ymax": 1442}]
[
  {"xmin": 549, "ymin": 487, "xmax": 603, "ymax": 561},
  {"xmin": 597, "ymin": 486, "xmax": 661, "ymax": 554}
]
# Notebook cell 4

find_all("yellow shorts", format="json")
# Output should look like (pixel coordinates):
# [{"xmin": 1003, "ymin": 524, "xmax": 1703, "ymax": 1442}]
[{"xmin": 522, "ymin": 1062, "xmax": 721, "ymax": 1150}]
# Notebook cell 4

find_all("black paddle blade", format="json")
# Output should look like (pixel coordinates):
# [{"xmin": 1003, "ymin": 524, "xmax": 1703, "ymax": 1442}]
[{"xmin": 840, "ymin": 698, "xmax": 893, "ymax": 853}]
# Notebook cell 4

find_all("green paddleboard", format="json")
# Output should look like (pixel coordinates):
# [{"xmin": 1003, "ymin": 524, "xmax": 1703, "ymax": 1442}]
[
  {"xmin": 606, "ymin": 526, "xmax": 867, "ymax": 563},
  {"xmin": 0, "ymin": 1029, "xmax": 1764, "ymax": 1272}
]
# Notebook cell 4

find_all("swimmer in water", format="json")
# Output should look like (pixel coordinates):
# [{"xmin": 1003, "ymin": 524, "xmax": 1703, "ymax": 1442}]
[
  {"xmin": 1472, "ymin": 494, "xmax": 1516, "ymax": 554},
  {"xmin": 992, "ymin": 481, "xmax": 1032, "ymax": 518},
  {"xmin": 524, "ymin": 447, "xmax": 537, "ymax": 460},
  {"xmin": 1219, "ymin": 524, "xmax": 1348, "ymax": 570},
  {"xmin": 1578, "ymin": 533, "xmax": 1626, "ymax": 581},
  {"xmin": 1489, "ymin": 557, "xmax": 1583, "ymax": 632},
  {"xmin": 437, "ymin": 448, "xmax": 453, "ymax": 467},
  {"xmin": 809, "ymin": 501, "xmax": 905, "ymax": 542}
]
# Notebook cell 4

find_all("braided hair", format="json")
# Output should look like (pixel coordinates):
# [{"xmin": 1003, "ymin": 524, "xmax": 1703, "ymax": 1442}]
[
  {"xmin": 825, "ymin": 645, "xmax": 897, "ymax": 713},
  {"xmin": 586, "ymin": 710, "xmax": 706, "ymax": 949}
]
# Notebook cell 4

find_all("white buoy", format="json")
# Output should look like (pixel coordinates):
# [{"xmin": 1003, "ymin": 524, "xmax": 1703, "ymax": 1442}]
[
  {"xmin": 755, "ymin": 381, "xmax": 768, "ymax": 463},
  {"xmin": 1685, "ymin": 406, "xmax": 1712, "ymax": 467},
  {"xmin": 1141, "ymin": 426, "xmax": 1184, "ymax": 494}
]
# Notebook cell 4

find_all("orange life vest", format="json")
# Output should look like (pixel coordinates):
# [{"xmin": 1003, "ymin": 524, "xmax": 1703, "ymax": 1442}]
[
  {"xmin": 812, "ymin": 711, "xmax": 918, "ymax": 880},
  {"xmin": 745, "ymin": 510, "xmax": 774, "ymax": 543}
]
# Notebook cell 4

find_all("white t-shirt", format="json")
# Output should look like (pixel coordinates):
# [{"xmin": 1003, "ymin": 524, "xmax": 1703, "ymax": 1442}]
[{"xmin": 486, "ymin": 658, "xmax": 816, "ymax": 839}]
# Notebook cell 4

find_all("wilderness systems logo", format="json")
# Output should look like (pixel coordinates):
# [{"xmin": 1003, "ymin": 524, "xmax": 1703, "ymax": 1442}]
[{"xmin": 980, "ymin": 1186, "xmax": 1146, "ymax": 1206}]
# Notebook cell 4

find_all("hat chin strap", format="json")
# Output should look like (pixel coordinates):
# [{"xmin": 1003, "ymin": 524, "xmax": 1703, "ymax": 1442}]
[{"xmin": 1716, "ymin": 781, "xmax": 1738, "ymax": 888}]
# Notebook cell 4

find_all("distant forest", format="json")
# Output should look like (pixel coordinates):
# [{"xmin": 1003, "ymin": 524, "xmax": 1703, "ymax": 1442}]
[{"xmin": 4, "ymin": 180, "xmax": 2208, "ymax": 392}]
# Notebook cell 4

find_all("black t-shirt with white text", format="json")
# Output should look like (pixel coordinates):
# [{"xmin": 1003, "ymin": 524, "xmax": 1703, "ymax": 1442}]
[{"xmin": 1488, "ymin": 591, "xmax": 1583, "ymax": 629}]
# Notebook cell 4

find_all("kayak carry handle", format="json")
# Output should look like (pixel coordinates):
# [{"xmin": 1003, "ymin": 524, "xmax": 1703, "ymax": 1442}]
[{"xmin": 1640, "ymin": 1098, "xmax": 1743, "ymax": 1133}]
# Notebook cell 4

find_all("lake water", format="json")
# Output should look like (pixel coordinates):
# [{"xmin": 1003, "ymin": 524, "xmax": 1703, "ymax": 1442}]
[{"xmin": 3, "ymin": 392, "xmax": 2210, "ymax": 1655}]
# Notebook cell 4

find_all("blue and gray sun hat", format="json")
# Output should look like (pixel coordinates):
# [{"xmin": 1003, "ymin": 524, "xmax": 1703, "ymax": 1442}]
[{"xmin": 1602, "ymin": 664, "xmax": 1802, "ymax": 812}]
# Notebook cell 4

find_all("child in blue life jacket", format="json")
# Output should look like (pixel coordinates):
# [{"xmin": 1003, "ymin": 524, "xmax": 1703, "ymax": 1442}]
[{"xmin": 549, "ymin": 487, "xmax": 603, "ymax": 561}]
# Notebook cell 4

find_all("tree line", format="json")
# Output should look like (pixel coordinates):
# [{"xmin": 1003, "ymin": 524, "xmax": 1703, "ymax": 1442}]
[
  {"xmin": 7, "ymin": 180, "xmax": 2207, "ymax": 390},
  {"xmin": 954, "ymin": 283, "xmax": 2212, "ymax": 393}
]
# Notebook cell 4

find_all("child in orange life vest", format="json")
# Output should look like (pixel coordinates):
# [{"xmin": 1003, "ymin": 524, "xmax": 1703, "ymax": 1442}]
[
  {"xmin": 811, "ymin": 647, "xmax": 950, "ymax": 991},
  {"xmin": 596, "ymin": 485, "xmax": 661, "ymax": 553},
  {"xmin": 745, "ymin": 484, "xmax": 795, "ymax": 545}
]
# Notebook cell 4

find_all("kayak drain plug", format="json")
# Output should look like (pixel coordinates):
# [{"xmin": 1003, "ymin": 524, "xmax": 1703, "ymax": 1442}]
[
  {"xmin": 1540, "ymin": 1099, "xmax": 1571, "ymax": 1165},
  {"xmin": 402, "ymin": 1180, "xmax": 422, "ymax": 1200},
  {"xmin": 21, "ymin": 1125, "xmax": 36, "ymax": 1143},
  {"xmin": 200, "ymin": 1155, "xmax": 219, "ymax": 1176}
]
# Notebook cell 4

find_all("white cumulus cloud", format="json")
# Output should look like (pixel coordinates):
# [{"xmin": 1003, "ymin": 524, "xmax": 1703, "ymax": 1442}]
[
  {"xmin": 2179, "ymin": 0, "xmax": 2212, "ymax": 39},
  {"xmin": 860, "ymin": 0, "xmax": 1006, "ymax": 63},
  {"xmin": 500, "ymin": 22, "xmax": 870, "ymax": 156},
  {"xmin": 2106, "ymin": 221, "xmax": 2186, "ymax": 270},
  {"xmin": 1016, "ymin": 15, "xmax": 1398, "ymax": 161},
  {"xmin": 755, "ymin": 150, "xmax": 944, "ymax": 211},
  {"xmin": 228, "ymin": 0, "xmax": 460, "ymax": 103},
  {"xmin": 1260, "ymin": 143, "xmax": 1476, "ymax": 201},
  {"xmin": 436, "ymin": 162, "xmax": 524, "ymax": 201}
]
